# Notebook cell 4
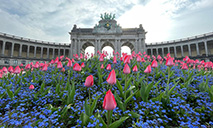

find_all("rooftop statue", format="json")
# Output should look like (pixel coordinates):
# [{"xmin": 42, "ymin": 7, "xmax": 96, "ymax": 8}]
[{"xmin": 100, "ymin": 13, "xmax": 115, "ymax": 20}]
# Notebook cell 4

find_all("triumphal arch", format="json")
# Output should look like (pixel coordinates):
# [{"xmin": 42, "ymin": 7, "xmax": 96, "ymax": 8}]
[{"xmin": 69, "ymin": 13, "xmax": 146, "ymax": 57}]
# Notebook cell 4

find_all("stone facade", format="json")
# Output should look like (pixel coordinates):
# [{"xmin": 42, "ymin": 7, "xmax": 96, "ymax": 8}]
[{"xmin": 69, "ymin": 17, "xmax": 146, "ymax": 57}]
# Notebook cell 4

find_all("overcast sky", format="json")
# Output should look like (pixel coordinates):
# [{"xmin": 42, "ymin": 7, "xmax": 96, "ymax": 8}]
[{"xmin": 0, "ymin": 0, "xmax": 213, "ymax": 45}]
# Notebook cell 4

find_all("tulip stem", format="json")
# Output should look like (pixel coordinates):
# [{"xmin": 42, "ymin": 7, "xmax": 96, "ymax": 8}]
[
  {"xmin": 89, "ymin": 88, "xmax": 91, "ymax": 116},
  {"xmin": 147, "ymin": 73, "xmax": 149, "ymax": 84},
  {"xmin": 167, "ymin": 67, "xmax": 171, "ymax": 85},
  {"xmin": 107, "ymin": 110, "xmax": 111, "ymax": 128}
]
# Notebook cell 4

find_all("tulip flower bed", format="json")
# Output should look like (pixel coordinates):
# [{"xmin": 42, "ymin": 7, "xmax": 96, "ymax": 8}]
[{"xmin": 0, "ymin": 52, "xmax": 213, "ymax": 128}]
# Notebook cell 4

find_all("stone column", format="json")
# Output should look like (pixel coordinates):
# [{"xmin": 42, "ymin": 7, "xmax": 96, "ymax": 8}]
[
  {"xmin": 1, "ymin": 41, "xmax": 5, "ymax": 56},
  {"xmin": 47, "ymin": 48, "xmax": 49, "ymax": 59},
  {"xmin": 162, "ymin": 48, "xmax": 164, "ymax": 57},
  {"xmin": 11, "ymin": 43, "xmax": 14, "ymax": 57},
  {"xmin": 204, "ymin": 41, "xmax": 208, "ymax": 56},
  {"xmin": 174, "ymin": 46, "xmax": 177, "ymax": 58},
  {"xmin": 117, "ymin": 39, "xmax": 121, "ymax": 56},
  {"xmin": 168, "ymin": 47, "xmax": 170, "ymax": 54},
  {"xmin": 19, "ymin": 44, "xmax": 23, "ymax": 57},
  {"xmin": 188, "ymin": 44, "xmax": 191, "ymax": 56},
  {"xmin": 151, "ymin": 48, "xmax": 153, "ymax": 56},
  {"xmin": 63, "ymin": 48, "xmax": 65, "ymax": 56},
  {"xmin": 53, "ymin": 48, "xmax": 55, "ymax": 59},
  {"xmin": 156, "ymin": 48, "xmax": 159, "ymax": 56},
  {"xmin": 58, "ymin": 48, "xmax": 60, "ymax": 57},
  {"xmin": 181, "ymin": 45, "xmax": 184, "ymax": 57},
  {"xmin": 138, "ymin": 39, "xmax": 142, "ymax": 53},
  {"xmin": 34, "ymin": 46, "xmax": 36, "ymax": 58},
  {"xmin": 196, "ymin": 43, "xmax": 199, "ymax": 56},
  {"xmin": 41, "ymin": 47, "xmax": 43, "ymax": 58},
  {"xmin": 27, "ymin": 45, "xmax": 30, "ymax": 58}
]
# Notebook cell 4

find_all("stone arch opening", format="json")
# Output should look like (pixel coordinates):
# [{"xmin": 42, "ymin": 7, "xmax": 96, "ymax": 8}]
[
  {"xmin": 81, "ymin": 42, "xmax": 95, "ymax": 56},
  {"xmin": 49, "ymin": 48, "xmax": 53, "ymax": 59},
  {"xmin": 43, "ymin": 48, "xmax": 47, "ymax": 59},
  {"xmin": 14, "ymin": 43, "xmax": 20, "ymax": 57},
  {"xmin": 36, "ymin": 47, "xmax": 41, "ymax": 58},
  {"xmin": 0, "ymin": 40, "xmax": 2, "ymax": 55},
  {"xmin": 207, "ymin": 41, "xmax": 213, "ymax": 55},
  {"xmin": 169, "ymin": 47, "xmax": 174, "ymax": 57},
  {"xmin": 121, "ymin": 46, "xmax": 131, "ymax": 55},
  {"xmin": 190, "ymin": 44, "xmax": 196, "ymax": 57},
  {"xmin": 29, "ymin": 46, "xmax": 34, "ymax": 58},
  {"xmin": 121, "ymin": 42, "xmax": 135, "ymax": 54},
  {"xmin": 198, "ymin": 42, "xmax": 205, "ymax": 56},
  {"xmin": 176, "ymin": 46, "xmax": 182, "ymax": 58},
  {"xmin": 5, "ymin": 42, "xmax": 12, "ymax": 56},
  {"xmin": 101, "ymin": 42, "xmax": 115, "ymax": 58},
  {"xmin": 183, "ymin": 45, "xmax": 189, "ymax": 57},
  {"xmin": 65, "ymin": 49, "xmax": 69, "ymax": 57},
  {"xmin": 147, "ymin": 49, "xmax": 151, "ymax": 55},
  {"xmin": 22, "ymin": 45, "xmax": 28, "ymax": 58},
  {"xmin": 158, "ymin": 48, "xmax": 162, "ymax": 57}
]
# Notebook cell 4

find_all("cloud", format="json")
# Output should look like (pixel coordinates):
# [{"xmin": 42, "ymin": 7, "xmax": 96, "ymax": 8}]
[{"xmin": 0, "ymin": 0, "xmax": 212, "ymax": 45}]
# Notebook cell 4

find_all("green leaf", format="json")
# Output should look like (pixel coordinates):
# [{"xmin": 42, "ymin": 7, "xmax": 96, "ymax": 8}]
[
  {"xmin": 84, "ymin": 99, "xmax": 90, "ymax": 116},
  {"xmin": 168, "ymin": 81, "xmax": 180, "ymax": 96},
  {"xmin": 124, "ymin": 76, "xmax": 132, "ymax": 91},
  {"xmin": 97, "ymin": 113, "xmax": 107, "ymax": 128},
  {"xmin": 70, "ymin": 83, "xmax": 75, "ymax": 103},
  {"xmin": 0, "ymin": 92, "xmax": 6, "ymax": 99},
  {"xmin": 56, "ymin": 83, "xmax": 60, "ymax": 94},
  {"xmin": 80, "ymin": 113, "xmax": 90, "ymax": 126},
  {"xmin": 14, "ymin": 86, "xmax": 22, "ymax": 96},
  {"xmin": 90, "ymin": 94, "xmax": 100, "ymax": 115},
  {"xmin": 7, "ymin": 87, "xmax": 14, "ymax": 99},
  {"xmin": 130, "ymin": 111, "xmax": 140, "ymax": 118},
  {"xmin": 40, "ymin": 82, "xmax": 45, "ymax": 93},
  {"xmin": 41, "ymin": 86, "xmax": 51, "ymax": 97},
  {"xmin": 116, "ymin": 80, "xmax": 124, "ymax": 98},
  {"xmin": 124, "ymin": 89, "xmax": 138, "ymax": 105},
  {"xmin": 109, "ymin": 117, "xmax": 128, "ymax": 128}
]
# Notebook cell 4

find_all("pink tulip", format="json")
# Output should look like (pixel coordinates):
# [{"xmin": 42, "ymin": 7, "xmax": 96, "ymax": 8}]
[
  {"xmin": 33, "ymin": 63, "xmax": 39, "ymax": 68},
  {"xmin": 60, "ymin": 55, "xmax": 64, "ymax": 60},
  {"xmin": 2, "ymin": 67, "xmax": 8, "ymax": 74},
  {"xmin": 181, "ymin": 63, "xmax": 188, "ymax": 70},
  {"xmin": 165, "ymin": 57, "xmax": 174, "ymax": 67},
  {"xmin": 99, "ymin": 55, "xmax": 104, "ymax": 62},
  {"xmin": 61, "ymin": 68, "xmax": 65, "ymax": 72},
  {"xmin": 103, "ymin": 90, "xmax": 117, "ymax": 110},
  {"xmin": 106, "ymin": 69, "xmax": 116, "ymax": 85},
  {"xmin": 25, "ymin": 64, "xmax": 31, "ymax": 70},
  {"xmin": 20, "ymin": 63, "xmax": 23, "ymax": 66},
  {"xmin": 42, "ymin": 64, "xmax": 48, "ymax": 71},
  {"xmin": 8, "ymin": 66, "xmax": 14, "ymax": 73},
  {"xmin": 73, "ymin": 63, "xmax": 82, "ymax": 71},
  {"xmin": 133, "ymin": 65, "xmax": 138, "ymax": 72},
  {"xmin": 54, "ymin": 57, "xmax": 59, "ymax": 64},
  {"xmin": 14, "ymin": 66, "xmax": 21, "ymax": 74},
  {"xmin": 57, "ymin": 61, "xmax": 63, "ymax": 69},
  {"xmin": 144, "ymin": 65, "xmax": 152, "ymax": 73},
  {"xmin": 101, "ymin": 64, "xmax": 104, "ymax": 69},
  {"xmin": 136, "ymin": 56, "xmax": 141, "ymax": 62},
  {"xmin": 151, "ymin": 60, "xmax": 158, "ymax": 68},
  {"xmin": 141, "ymin": 57, "xmax": 146, "ymax": 62},
  {"xmin": 84, "ymin": 75, "xmax": 94, "ymax": 87},
  {"xmin": 123, "ymin": 64, "xmax": 130, "ymax": 74},
  {"xmin": 67, "ymin": 59, "xmax": 72, "ymax": 67},
  {"xmin": 29, "ymin": 85, "xmax": 34, "ymax": 90},
  {"xmin": 113, "ymin": 56, "xmax": 117, "ymax": 64},
  {"xmin": 81, "ymin": 62, "xmax": 85, "ymax": 68},
  {"xmin": 106, "ymin": 64, "xmax": 111, "ymax": 70},
  {"xmin": 123, "ymin": 55, "xmax": 130, "ymax": 64}
]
